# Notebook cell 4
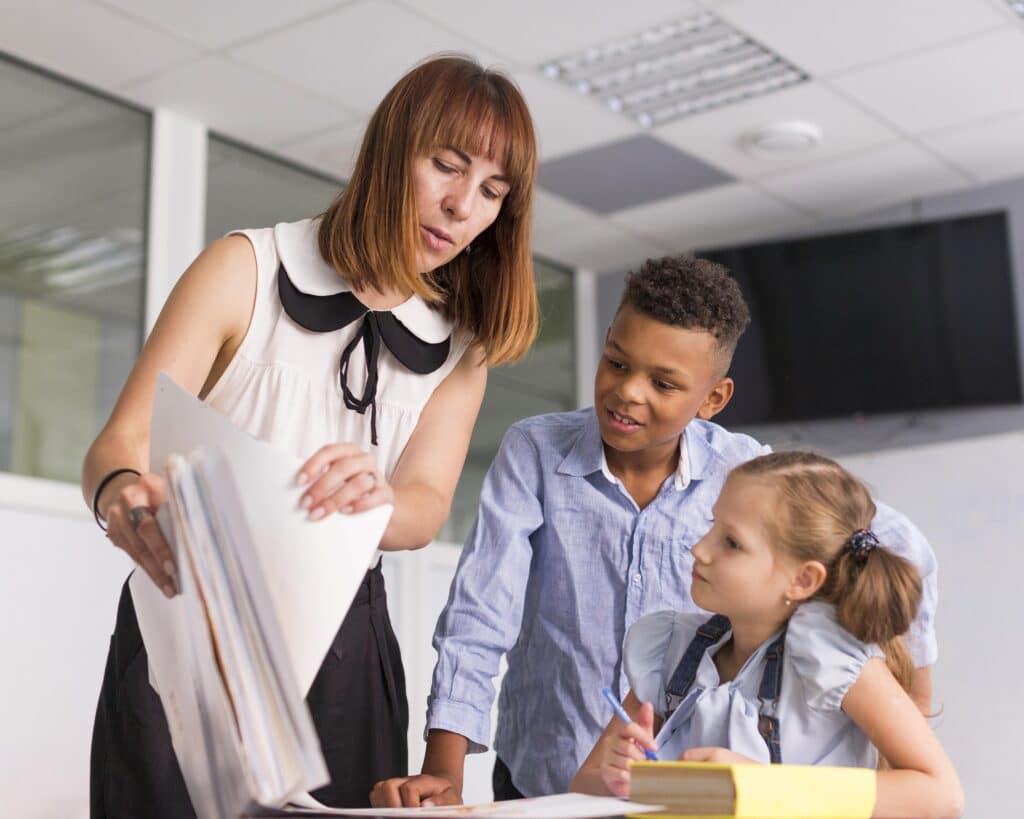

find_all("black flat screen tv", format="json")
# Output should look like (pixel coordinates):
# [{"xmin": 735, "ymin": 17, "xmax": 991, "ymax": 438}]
[{"xmin": 700, "ymin": 210, "xmax": 1022, "ymax": 427}]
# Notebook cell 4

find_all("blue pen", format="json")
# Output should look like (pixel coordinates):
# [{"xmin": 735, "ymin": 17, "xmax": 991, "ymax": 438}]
[{"xmin": 601, "ymin": 686, "xmax": 659, "ymax": 761}]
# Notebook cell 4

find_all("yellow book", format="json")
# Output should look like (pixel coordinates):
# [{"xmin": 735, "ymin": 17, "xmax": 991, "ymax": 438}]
[{"xmin": 626, "ymin": 761, "xmax": 875, "ymax": 819}]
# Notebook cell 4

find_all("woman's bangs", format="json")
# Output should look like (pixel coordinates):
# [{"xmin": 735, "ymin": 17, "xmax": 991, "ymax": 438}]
[{"xmin": 423, "ymin": 84, "xmax": 535, "ymax": 210}]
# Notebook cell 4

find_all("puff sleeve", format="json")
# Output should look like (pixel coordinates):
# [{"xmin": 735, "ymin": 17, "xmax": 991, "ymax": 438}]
[
  {"xmin": 786, "ymin": 601, "xmax": 884, "ymax": 713},
  {"xmin": 623, "ymin": 611, "xmax": 706, "ymax": 716}
]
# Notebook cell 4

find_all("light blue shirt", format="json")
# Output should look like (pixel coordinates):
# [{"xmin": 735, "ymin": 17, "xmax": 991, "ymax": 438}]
[
  {"xmin": 425, "ymin": 408, "xmax": 938, "ymax": 796},
  {"xmin": 625, "ymin": 602, "xmax": 882, "ymax": 767}
]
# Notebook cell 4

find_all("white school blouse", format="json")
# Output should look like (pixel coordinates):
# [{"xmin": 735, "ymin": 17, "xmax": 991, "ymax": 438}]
[
  {"xmin": 204, "ymin": 217, "xmax": 471, "ymax": 556},
  {"xmin": 623, "ymin": 601, "xmax": 883, "ymax": 768}
]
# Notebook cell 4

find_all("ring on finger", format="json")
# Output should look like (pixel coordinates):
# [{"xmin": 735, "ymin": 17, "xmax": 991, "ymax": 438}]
[
  {"xmin": 128, "ymin": 505, "xmax": 151, "ymax": 531},
  {"xmin": 366, "ymin": 470, "xmax": 377, "ymax": 489}
]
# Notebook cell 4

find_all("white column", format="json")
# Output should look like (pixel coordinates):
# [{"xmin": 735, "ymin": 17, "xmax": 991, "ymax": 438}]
[
  {"xmin": 572, "ymin": 267, "xmax": 598, "ymax": 409},
  {"xmin": 145, "ymin": 109, "xmax": 208, "ymax": 333}
]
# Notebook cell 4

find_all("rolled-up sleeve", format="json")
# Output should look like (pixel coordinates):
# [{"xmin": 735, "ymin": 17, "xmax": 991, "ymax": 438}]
[
  {"xmin": 871, "ymin": 500, "xmax": 939, "ymax": 667},
  {"xmin": 425, "ymin": 425, "xmax": 545, "ymax": 753}
]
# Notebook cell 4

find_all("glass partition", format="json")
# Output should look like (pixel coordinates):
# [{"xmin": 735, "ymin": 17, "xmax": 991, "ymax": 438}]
[{"xmin": 0, "ymin": 56, "xmax": 149, "ymax": 482}]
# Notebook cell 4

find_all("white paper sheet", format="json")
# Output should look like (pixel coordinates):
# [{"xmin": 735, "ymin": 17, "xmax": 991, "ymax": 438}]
[
  {"xmin": 136, "ymin": 371, "xmax": 391, "ymax": 696},
  {"xmin": 272, "ymin": 794, "xmax": 664, "ymax": 819},
  {"xmin": 131, "ymin": 372, "xmax": 393, "ymax": 814}
]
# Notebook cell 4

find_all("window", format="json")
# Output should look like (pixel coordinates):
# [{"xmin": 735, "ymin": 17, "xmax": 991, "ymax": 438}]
[
  {"xmin": 205, "ymin": 136, "xmax": 341, "ymax": 243},
  {"xmin": 0, "ymin": 56, "xmax": 149, "ymax": 483},
  {"xmin": 442, "ymin": 258, "xmax": 576, "ymax": 542}
]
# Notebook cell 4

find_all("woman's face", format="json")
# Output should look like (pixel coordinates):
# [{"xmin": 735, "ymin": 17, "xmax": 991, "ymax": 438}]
[{"xmin": 412, "ymin": 146, "xmax": 509, "ymax": 272}]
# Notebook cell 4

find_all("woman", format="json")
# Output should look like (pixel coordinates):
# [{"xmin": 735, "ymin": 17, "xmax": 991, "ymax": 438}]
[{"xmin": 85, "ymin": 54, "xmax": 538, "ymax": 817}]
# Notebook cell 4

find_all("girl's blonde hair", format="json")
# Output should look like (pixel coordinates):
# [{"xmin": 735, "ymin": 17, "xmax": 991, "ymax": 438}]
[
  {"xmin": 318, "ymin": 53, "xmax": 539, "ymax": 365},
  {"xmin": 732, "ymin": 451, "xmax": 922, "ymax": 692}
]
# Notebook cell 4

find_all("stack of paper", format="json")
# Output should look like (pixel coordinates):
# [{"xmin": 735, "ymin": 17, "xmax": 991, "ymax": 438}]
[{"xmin": 132, "ymin": 373, "xmax": 392, "ymax": 818}]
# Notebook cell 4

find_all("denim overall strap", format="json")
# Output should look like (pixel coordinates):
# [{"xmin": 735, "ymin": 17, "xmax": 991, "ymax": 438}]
[
  {"xmin": 756, "ymin": 627, "xmax": 787, "ymax": 764},
  {"xmin": 664, "ymin": 614, "xmax": 731, "ymax": 718}
]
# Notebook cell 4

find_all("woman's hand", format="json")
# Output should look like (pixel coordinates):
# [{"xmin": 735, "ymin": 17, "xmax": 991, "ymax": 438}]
[
  {"xmin": 600, "ymin": 701, "xmax": 658, "ymax": 798},
  {"xmin": 680, "ymin": 747, "xmax": 759, "ymax": 764},
  {"xmin": 102, "ymin": 472, "xmax": 177, "ymax": 598},
  {"xmin": 297, "ymin": 443, "xmax": 392, "ymax": 520}
]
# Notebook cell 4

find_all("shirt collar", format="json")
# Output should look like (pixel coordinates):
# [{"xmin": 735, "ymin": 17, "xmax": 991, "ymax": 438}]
[
  {"xmin": 273, "ymin": 217, "xmax": 455, "ymax": 344},
  {"xmin": 557, "ymin": 409, "xmax": 697, "ymax": 490}
]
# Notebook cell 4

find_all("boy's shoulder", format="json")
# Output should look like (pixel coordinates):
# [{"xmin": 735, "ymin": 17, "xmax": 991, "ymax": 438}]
[
  {"xmin": 506, "ymin": 408, "xmax": 593, "ymax": 447},
  {"xmin": 686, "ymin": 417, "xmax": 768, "ymax": 471}
]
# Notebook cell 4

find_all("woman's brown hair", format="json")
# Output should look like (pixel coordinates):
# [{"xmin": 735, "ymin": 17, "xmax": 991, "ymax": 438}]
[
  {"xmin": 732, "ymin": 451, "xmax": 922, "ymax": 692},
  {"xmin": 318, "ymin": 53, "xmax": 539, "ymax": 365}
]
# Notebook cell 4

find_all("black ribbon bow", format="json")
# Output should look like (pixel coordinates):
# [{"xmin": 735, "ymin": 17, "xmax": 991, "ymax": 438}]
[{"xmin": 277, "ymin": 264, "xmax": 451, "ymax": 445}]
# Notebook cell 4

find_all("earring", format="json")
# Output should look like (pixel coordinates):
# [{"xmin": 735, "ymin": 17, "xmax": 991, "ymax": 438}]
[
  {"xmin": 464, "ymin": 242, "xmax": 473, "ymax": 256},
  {"xmin": 784, "ymin": 597, "xmax": 792, "ymax": 607}
]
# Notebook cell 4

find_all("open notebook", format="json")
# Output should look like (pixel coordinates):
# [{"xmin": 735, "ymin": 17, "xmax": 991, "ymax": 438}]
[{"xmin": 130, "ymin": 373, "xmax": 392, "ymax": 817}]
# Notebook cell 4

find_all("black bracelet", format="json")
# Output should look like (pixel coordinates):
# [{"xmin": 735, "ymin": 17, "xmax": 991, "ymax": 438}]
[{"xmin": 92, "ymin": 468, "xmax": 142, "ymax": 532}]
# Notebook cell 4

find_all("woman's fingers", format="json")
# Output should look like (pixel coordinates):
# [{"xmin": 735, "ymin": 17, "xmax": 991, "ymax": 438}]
[
  {"xmin": 304, "ymin": 466, "xmax": 376, "ymax": 517},
  {"xmin": 298, "ymin": 449, "xmax": 387, "ymax": 519},
  {"xmin": 107, "ymin": 474, "xmax": 177, "ymax": 596},
  {"xmin": 296, "ymin": 443, "xmax": 364, "ymax": 486},
  {"xmin": 340, "ymin": 481, "xmax": 393, "ymax": 514},
  {"xmin": 108, "ymin": 506, "xmax": 176, "ymax": 597}
]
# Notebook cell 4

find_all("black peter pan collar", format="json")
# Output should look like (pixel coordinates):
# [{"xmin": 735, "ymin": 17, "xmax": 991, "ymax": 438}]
[{"xmin": 278, "ymin": 264, "xmax": 451, "ymax": 446}]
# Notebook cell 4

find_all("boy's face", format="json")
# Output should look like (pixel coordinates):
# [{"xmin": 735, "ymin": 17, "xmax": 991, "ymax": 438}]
[{"xmin": 594, "ymin": 304, "xmax": 734, "ymax": 456}]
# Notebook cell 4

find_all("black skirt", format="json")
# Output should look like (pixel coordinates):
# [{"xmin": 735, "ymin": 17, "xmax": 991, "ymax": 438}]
[{"xmin": 90, "ymin": 562, "xmax": 408, "ymax": 818}]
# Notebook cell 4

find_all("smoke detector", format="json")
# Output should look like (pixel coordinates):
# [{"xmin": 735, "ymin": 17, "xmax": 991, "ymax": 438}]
[{"xmin": 741, "ymin": 121, "xmax": 823, "ymax": 156}]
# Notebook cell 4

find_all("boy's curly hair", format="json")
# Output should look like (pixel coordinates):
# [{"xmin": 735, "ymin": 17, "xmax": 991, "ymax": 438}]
[{"xmin": 619, "ymin": 255, "xmax": 751, "ymax": 371}]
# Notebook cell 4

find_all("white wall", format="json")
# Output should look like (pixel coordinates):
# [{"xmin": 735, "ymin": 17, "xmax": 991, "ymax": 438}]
[
  {"xmin": 0, "ymin": 482, "xmax": 132, "ymax": 818},
  {"xmin": 841, "ymin": 431, "xmax": 1024, "ymax": 818}
]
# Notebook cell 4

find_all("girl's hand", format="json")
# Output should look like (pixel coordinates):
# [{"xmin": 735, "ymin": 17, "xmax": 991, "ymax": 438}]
[
  {"xmin": 599, "ymin": 701, "xmax": 658, "ymax": 797},
  {"xmin": 680, "ymin": 747, "xmax": 759, "ymax": 764},
  {"xmin": 297, "ymin": 443, "xmax": 392, "ymax": 520},
  {"xmin": 103, "ymin": 472, "xmax": 178, "ymax": 598}
]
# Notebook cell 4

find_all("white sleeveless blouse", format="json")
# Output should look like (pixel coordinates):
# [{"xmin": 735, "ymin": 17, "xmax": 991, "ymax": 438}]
[{"xmin": 204, "ymin": 217, "xmax": 471, "ymax": 482}]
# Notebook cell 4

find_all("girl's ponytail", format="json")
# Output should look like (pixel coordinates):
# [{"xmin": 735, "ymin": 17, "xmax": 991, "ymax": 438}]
[
  {"xmin": 816, "ymin": 530, "xmax": 922, "ymax": 692},
  {"xmin": 731, "ymin": 452, "xmax": 925, "ymax": 695}
]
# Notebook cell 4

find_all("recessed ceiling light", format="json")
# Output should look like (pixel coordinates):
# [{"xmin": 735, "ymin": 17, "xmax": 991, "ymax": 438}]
[
  {"xmin": 742, "ymin": 121, "xmax": 823, "ymax": 156},
  {"xmin": 539, "ymin": 12, "xmax": 807, "ymax": 128}
]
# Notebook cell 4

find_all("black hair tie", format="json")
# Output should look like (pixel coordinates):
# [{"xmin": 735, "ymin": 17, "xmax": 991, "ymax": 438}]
[{"xmin": 844, "ymin": 528, "xmax": 880, "ymax": 562}]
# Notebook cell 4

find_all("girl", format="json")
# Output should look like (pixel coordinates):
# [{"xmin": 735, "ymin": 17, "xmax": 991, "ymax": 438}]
[
  {"xmin": 572, "ymin": 452, "xmax": 963, "ymax": 819},
  {"xmin": 85, "ymin": 55, "xmax": 538, "ymax": 816}
]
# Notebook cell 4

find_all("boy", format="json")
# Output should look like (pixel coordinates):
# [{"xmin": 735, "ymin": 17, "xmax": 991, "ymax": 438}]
[{"xmin": 371, "ymin": 256, "xmax": 937, "ymax": 805}]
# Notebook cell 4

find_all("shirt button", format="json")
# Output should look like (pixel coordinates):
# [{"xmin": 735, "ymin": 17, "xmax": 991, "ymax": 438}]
[{"xmin": 633, "ymin": 573, "xmax": 642, "ymax": 584}]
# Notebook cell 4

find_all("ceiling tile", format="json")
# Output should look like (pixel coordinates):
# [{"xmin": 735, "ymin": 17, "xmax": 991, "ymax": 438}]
[
  {"xmin": 0, "ymin": 0, "xmax": 196, "ymax": 89},
  {"xmin": 831, "ymin": 29, "xmax": 1024, "ymax": 134},
  {"xmin": 531, "ymin": 188, "xmax": 596, "ymax": 233},
  {"xmin": 756, "ymin": 142, "xmax": 970, "ymax": 220},
  {"xmin": 539, "ymin": 135, "xmax": 732, "ymax": 214},
  {"xmin": 654, "ymin": 82, "xmax": 898, "ymax": 179},
  {"xmin": 610, "ymin": 183, "xmax": 808, "ymax": 252},
  {"xmin": 273, "ymin": 119, "xmax": 369, "ymax": 180},
  {"xmin": 403, "ymin": 0, "xmax": 704, "ymax": 67},
  {"xmin": 97, "ymin": 0, "xmax": 347, "ymax": 49},
  {"xmin": 510, "ymin": 70, "xmax": 641, "ymax": 161},
  {"xmin": 922, "ymin": 110, "xmax": 1024, "ymax": 184},
  {"xmin": 533, "ymin": 213, "xmax": 667, "ymax": 273},
  {"xmin": 714, "ymin": 0, "xmax": 1007, "ymax": 75},
  {"xmin": 121, "ymin": 56, "xmax": 351, "ymax": 147},
  {"xmin": 229, "ymin": 0, "xmax": 501, "ymax": 114}
]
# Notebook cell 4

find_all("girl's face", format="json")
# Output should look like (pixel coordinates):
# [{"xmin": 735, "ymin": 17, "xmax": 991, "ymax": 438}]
[
  {"xmin": 411, "ymin": 146, "xmax": 509, "ymax": 273},
  {"xmin": 690, "ymin": 476, "xmax": 796, "ymax": 623}
]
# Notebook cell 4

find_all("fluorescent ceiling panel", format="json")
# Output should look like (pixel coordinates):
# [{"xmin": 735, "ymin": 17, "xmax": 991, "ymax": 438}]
[{"xmin": 539, "ymin": 11, "xmax": 806, "ymax": 128}]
